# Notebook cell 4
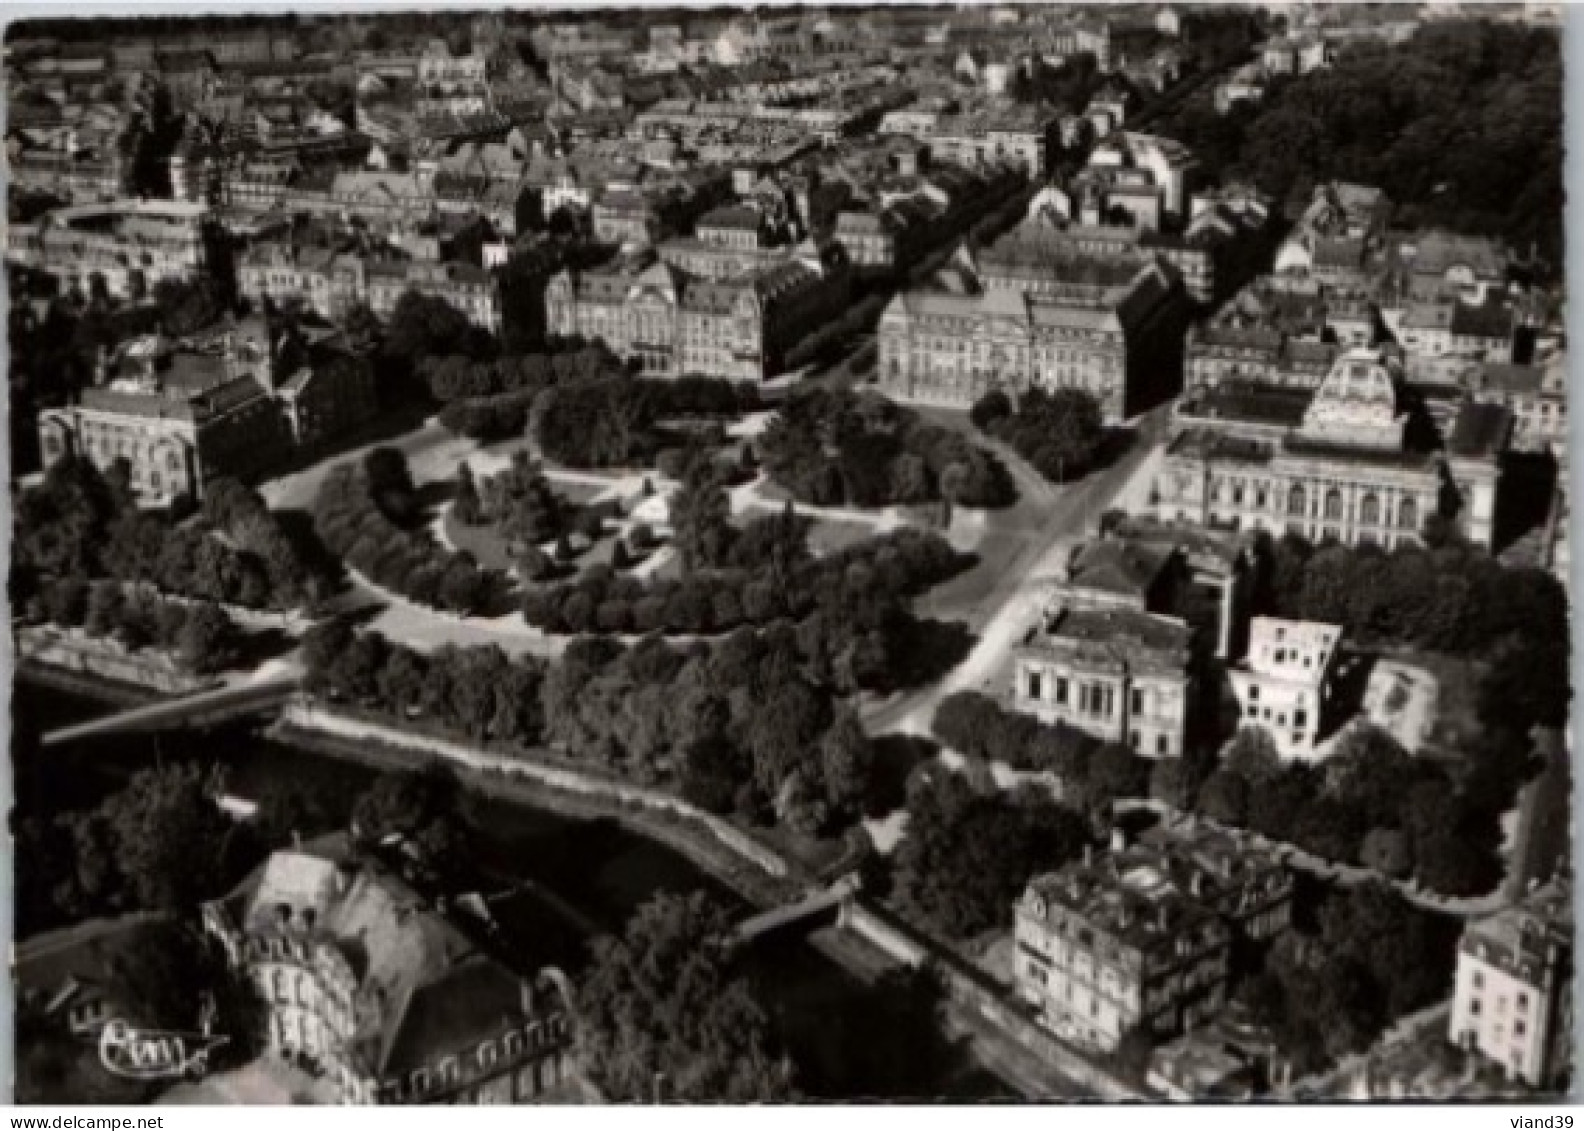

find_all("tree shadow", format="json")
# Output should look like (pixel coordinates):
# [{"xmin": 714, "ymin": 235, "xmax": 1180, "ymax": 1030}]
[
  {"xmin": 229, "ymin": 626, "xmax": 297, "ymax": 671},
  {"xmin": 877, "ymin": 617, "xmax": 977, "ymax": 692},
  {"xmin": 271, "ymin": 507, "xmax": 349, "ymax": 590},
  {"xmin": 1321, "ymin": 650, "xmax": 1377, "ymax": 745},
  {"xmin": 747, "ymin": 948, "xmax": 988, "ymax": 1101}
]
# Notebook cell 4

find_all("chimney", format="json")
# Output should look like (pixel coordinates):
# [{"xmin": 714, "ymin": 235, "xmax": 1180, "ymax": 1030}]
[
  {"xmin": 1190, "ymin": 871, "xmax": 1204, "ymax": 899},
  {"xmin": 1111, "ymin": 827, "xmax": 1128, "ymax": 853},
  {"xmin": 1082, "ymin": 844, "xmax": 1093, "ymax": 867},
  {"xmin": 519, "ymin": 978, "xmax": 535, "ymax": 1017}
]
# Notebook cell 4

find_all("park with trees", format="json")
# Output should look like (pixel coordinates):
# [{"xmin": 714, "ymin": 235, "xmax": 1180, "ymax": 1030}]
[
  {"xmin": 1147, "ymin": 19, "xmax": 1563, "ymax": 271},
  {"xmin": 970, "ymin": 386, "xmax": 1108, "ymax": 485}
]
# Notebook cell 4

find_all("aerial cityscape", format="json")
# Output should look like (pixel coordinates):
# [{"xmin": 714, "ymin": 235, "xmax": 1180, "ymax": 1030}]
[{"xmin": 6, "ymin": 1, "xmax": 1572, "ymax": 1105}]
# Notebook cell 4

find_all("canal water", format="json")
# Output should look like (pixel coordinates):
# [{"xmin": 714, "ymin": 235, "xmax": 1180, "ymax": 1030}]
[{"xmin": 14, "ymin": 680, "xmax": 1014, "ymax": 1101}]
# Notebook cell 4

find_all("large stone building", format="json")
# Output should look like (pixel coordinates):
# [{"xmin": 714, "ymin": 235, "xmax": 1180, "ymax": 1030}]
[
  {"xmin": 38, "ymin": 318, "xmax": 375, "ymax": 502},
  {"xmin": 1448, "ymin": 879, "xmax": 1573, "ymax": 1091},
  {"xmin": 1227, "ymin": 617, "xmax": 1343, "ymax": 758},
  {"xmin": 545, "ymin": 241, "xmax": 850, "ymax": 381},
  {"xmin": 876, "ymin": 257, "xmax": 1187, "ymax": 422},
  {"xmin": 1015, "ymin": 818, "xmax": 1292, "ymax": 1053},
  {"xmin": 1012, "ymin": 604, "xmax": 1194, "ymax": 759},
  {"xmin": 203, "ymin": 836, "xmax": 578, "ymax": 1104},
  {"xmin": 1154, "ymin": 346, "xmax": 1508, "ymax": 550}
]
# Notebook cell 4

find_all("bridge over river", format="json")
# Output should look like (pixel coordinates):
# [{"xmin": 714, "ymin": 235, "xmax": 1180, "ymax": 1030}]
[{"xmin": 40, "ymin": 673, "xmax": 303, "ymax": 749}]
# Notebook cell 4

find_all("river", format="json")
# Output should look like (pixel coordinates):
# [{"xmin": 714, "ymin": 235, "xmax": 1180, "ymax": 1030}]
[{"xmin": 14, "ymin": 679, "xmax": 1015, "ymax": 1101}]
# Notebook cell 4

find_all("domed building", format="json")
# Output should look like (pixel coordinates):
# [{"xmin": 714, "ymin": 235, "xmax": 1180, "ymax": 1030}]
[{"xmin": 1153, "ymin": 346, "xmax": 1508, "ymax": 550}]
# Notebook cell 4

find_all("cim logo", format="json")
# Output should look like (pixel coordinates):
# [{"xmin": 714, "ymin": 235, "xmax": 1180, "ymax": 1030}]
[{"xmin": 98, "ymin": 1018, "xmax": 231, "ymax": 1082}]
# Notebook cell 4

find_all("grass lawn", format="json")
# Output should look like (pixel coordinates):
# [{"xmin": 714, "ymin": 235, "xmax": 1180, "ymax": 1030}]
[
  {"xmin": 806, "ymin": 516, "xmax": 883, "ymax": 557},
  {"xmin": 444, "ymin": 507, "xmax": 520, "ymax": 572}
]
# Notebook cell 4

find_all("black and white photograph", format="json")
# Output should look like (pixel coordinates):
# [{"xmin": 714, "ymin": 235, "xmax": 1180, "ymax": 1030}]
[{"xmin": 4, "ymin": 0, "xmax": 1574, "ymax": 1107}]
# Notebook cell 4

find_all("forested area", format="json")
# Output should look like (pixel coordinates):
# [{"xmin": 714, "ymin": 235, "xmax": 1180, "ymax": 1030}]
[
  {"xmin": 759, "ymin": 388, "xmax": 1013, "ymax": 509},
  {"xmin": 302, "ymin": 618, "xmax": 879, "ymax": 838},
  {"xmin": 1150, "ymin": 20, "xmax": 1563, "ymax": 268},
  {"xmin": 890, "ymin": 766, "xmax": 1091, "ymax": 939}
]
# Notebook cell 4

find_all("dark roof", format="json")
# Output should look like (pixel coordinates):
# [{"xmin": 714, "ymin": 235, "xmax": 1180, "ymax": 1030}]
[
  {"xmin": 1183, "ymin": 380, "xmax": 1311, "ymax": 429},
  {"xmin": 1446, "ymin": 400, "xmax": 1512, "ymax": 458}
]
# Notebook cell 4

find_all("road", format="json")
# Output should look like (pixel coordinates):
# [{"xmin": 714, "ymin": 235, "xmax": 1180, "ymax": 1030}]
[{"xmin": 864, "ymin": 405, "xmax": 1173, "ymax": 738}]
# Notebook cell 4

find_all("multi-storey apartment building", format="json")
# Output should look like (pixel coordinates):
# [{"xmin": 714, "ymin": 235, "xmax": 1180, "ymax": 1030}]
[
  {"xmin": 1012, "ymin": 605, "xmax": 1194, "ymax": 759},
  {"xmin": 1227, "ymin": 617, "xmax": 1343, "ymax": 758},
  {"xmin": 1154, "ymin": 346, "xmax": 1508, "ymax": 550},
  {"xmin": 545, "ymin": 242, "xmax": 851, "ymax": 381},
  {"xmin": 203, "ymin": 836, "xmax": 577, "ymax": 1104},
  {"xmin": 1449, "ymin": 880, "xmax": 1573, "ymax": 1090},
  {"xmin": 1015, "ymin": 819, "xmax": 1291, "ymax": 1053},
  {"xmin": 37, "ymin": 317, "xmax": 375, "ymax": 502},
  {"xmin": 924, "ymin": 107, "xmax": 1058, "ymax": 177},
  {"xmin": 876, "ymin": 258, "xmax": 1187, "ymax": 421}
]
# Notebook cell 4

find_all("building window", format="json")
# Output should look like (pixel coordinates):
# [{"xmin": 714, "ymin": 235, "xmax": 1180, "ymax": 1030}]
[
  {"xmin": 1288, "ymin": 485, "xmax": 1306, "ymax": 516},
  {"xmin": 1359, "ymin": 492, "xmax": 1380, "ymax": 526},
  {"xmin": 1473, "ymin": 972, "xmax": 1484, "ymax": 990},
  {"xmin": 1517, "ymin": 993, "xmax": 1529, "ymax": 1012},
  {"xmin": 1515, "ymin": 1020, "xmax": 1527, "ymax": 1038},
  {"xmin": 1056, "ymin": 678, "xmax": 1069, "ymax": 706},
  {"xmin": 1131, "ymin": 689, "xmax": 1143, "ymax": 716},
  {"xmin": 1294, "ymin": 709, "xmax": 1307, "ymax": 730},
  {"xmin": 1399, "ymin": 497, "xmax": 1418, "ymax": 530},
  {"xmin": 1157, "ymin": 734, "xmax": 1168, "ymax": 756},
  {"xmin": 1027, "ymin": 671, "xmax": 1042, "ymax": 702},
  {"xmin": 1470, "ymin": 998, "xmax": 1482, "ymax": 1016}
]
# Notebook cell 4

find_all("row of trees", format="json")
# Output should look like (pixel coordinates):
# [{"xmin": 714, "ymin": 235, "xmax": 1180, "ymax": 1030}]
[
  {"xmin": 302, "ymin": 619, "xmax": 879, "ymax": 839},
  {"xmin": 971, "ymin": 386, "xmax": 1107, "ymax": 484},
  {"xmin": 313, "ymin": 449, "xmax": 505, "ymax": 614},
  {"xmin": 529, "ymin": 376, "xmax": 762, "ymax": 469},
  {"xmin": 24, "ymin": 578, "xmax": 240, "ymax": 676},
  {"xmin": 15, "ymin": 456, "xmax": 330, "ymax": 613},
  {"xmin": 578, "ymin": 893, "xmax": 800, "ymax": 1101},
  {"xmin": 760, "ymin": 387, "xmax": 1014, "ymax": 510},
  {"xmin": 931, "ymin": 691, "xmax": 1154, "ymax": 815}
]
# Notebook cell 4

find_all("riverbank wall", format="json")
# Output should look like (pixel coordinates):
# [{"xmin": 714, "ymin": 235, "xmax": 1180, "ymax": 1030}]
[{"xmin": 272, "ymin": 703, "xmax": 801, "ymax": 908}]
